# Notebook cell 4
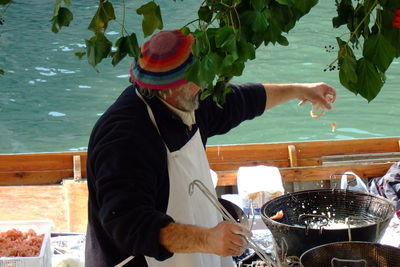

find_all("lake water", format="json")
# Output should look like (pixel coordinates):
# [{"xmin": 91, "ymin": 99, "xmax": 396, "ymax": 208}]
[{"xmin": 1, "ymin": 0, "xmax": 399, "ymax": 153}]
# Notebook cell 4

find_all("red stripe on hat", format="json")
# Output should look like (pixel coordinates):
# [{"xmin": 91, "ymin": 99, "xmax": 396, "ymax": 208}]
[{"xmin": 138, "ymin": 31, "xmax": 193, "ymax": 72}]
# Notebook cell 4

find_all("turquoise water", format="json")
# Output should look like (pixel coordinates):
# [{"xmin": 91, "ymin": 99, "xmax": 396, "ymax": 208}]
[{"xmin": 1, "ymin": 1, "xmax": 399, "ymax": 153}]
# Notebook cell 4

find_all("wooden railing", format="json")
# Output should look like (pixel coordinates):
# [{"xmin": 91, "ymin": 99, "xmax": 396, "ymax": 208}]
[
  {"xmin": 0, "ymin": 137, "xmax": 399, "ymax": 232},
  {"xmin": 0, "ymin": 137, "xmax": 399, "ymax": 186},
  {"xmin": 208, "ymin": 137, "xmax": 400, "ymax": 186}
]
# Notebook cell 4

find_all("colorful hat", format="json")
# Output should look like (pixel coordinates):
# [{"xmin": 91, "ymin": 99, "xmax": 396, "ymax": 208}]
[{"xmin": 130, "ymin": 30, "xmax": 195, "ymax": 90}]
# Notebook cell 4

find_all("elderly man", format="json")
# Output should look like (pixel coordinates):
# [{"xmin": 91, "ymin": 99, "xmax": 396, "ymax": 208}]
[{"xmin": 85, "ymin": 29, "xmax": 336, "ymax": 267}]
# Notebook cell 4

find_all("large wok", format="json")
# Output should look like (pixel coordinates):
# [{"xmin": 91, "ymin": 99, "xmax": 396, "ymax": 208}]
[{"xmin": 260, "ymin": 189, "xmax": 395, "ymax": 257}]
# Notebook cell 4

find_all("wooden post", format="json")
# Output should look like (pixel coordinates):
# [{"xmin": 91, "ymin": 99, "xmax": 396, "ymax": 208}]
[
  {"xmin": 73, "ymin": 155, "xmax": 82, "ymax": 181},
  {"xmin": 286, "ymin": 145, "xmax": 297, "ymax": 193},
  {"xmin": 62, "ymin": 179, "xmax": 88, "ymax": 233}
]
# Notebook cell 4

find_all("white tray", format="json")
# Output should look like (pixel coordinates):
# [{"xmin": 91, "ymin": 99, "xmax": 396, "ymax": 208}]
[{"xmin": 0, "ymin": 220, "xmax": 52, "ymax": 267}]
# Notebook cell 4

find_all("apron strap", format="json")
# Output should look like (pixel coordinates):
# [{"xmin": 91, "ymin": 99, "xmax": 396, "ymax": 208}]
[{"xmin": 135, "ymin": 89, "xmax": 161, "ymax": 135}]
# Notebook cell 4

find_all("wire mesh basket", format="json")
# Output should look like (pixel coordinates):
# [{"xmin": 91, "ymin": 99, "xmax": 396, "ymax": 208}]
[
  {"xmin": 261, "ymin": 189, "xmax": 395, "ymax": 257},
  {"xmin": 300, "ymin": 241, "xmax": 400, "ymax": 267}
]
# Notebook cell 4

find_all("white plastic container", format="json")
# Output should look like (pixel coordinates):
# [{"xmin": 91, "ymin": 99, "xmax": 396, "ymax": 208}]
[{"xmin": 0, "ymin": 220, "xmax": 52, "ymax": 267}]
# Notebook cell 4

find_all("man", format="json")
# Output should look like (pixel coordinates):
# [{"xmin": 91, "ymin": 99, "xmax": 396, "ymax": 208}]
[{"xmin": 85, "ymin": 29, "xmax": 336, "ymax": 267}]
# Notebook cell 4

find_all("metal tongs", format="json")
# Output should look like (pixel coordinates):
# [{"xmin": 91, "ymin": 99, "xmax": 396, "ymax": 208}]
[{"xmin": 189, "ymin": 179, "xmax": 280, "ymax": 267}]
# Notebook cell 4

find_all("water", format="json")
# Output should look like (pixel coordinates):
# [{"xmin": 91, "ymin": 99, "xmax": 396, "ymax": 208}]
[{"xmin": 1, "ymin": 1, "xmax": 399, "ymax": 153}]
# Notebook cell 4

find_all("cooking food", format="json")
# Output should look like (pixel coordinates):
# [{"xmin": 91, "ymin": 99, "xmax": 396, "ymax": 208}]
[
  {"xmin": 270, "ymin": 210, "xmax": 284, "ymax": 220},
  {"xmin": 0, "ymin": 228, "xmax": 44, "ymax": 257}
]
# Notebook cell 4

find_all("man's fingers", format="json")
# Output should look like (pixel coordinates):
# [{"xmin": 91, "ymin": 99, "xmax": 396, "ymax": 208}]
[{"xmin": 231, "ymin": 225, "xmax": 252, "ymax": 238}]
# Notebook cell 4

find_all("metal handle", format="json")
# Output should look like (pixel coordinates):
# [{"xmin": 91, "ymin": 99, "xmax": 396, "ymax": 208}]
[
  {"xmin": 299, "ymin": 214, "xmax": 329, "ymax": 235},
  {"xmin": 189, "ymin": 179, "xmax": 280, "ymax": 267},
  {"xmin": 331, "ymin": 257, "xmax": 367, "ymax": 267}
]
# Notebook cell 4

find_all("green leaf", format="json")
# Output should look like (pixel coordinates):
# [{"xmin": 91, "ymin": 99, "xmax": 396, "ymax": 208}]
[
  {"xmin": 51, "ymin": 7, "xmax": 73, "ymax": 33},
  {"xmin": 237, "ymin": 40, "xmax": 256, "ymax": 61},
  {"xmin": 264, "ymin": 17, "xmax": 281, "ymax": 44},
  {"xmin": 112, "ymin": 33, "xmax": 140, "ymax": 66},
  {"xmin": 88, "ymin": 1, "xmax": 116, "ymax": 33},
  {"xmin": 201, "ymin": 53, "xmax": 223, "ymax": 82},
  {"xmin": 0, "ymin": 69, "xmax": 4, "ymax": 75},
  {"xmin": 0, "ymin": 0, "xmax": 13, "ymax": 5},
  {"xmin": 136, "ymin": 2, "xmax": 163, "ymax": 37},
  {"xmin": 339, "ymin": 54, "xmax": 358, "ymax": 91},
  {"xmin": 200, "ymin": 87, "xmax": 213, "ymax": 101},
  {"xmin": 215, "ymin": 26, "xmax": 236, "ymax": 51},
  {"xmin": 185, "ymin": 61, "xmax": 204, "ymax": 88},
  {"xmin": 198, "ymin": 6, "xmax": 212, "ymax": 23},
  {"xmin": 275, "ymin": 0, "xmax": 293, "ymax": 6},
  {"xmin": 252, "ymin": 10, "xmax": 270, "ymax": 32},
  {"xmin": 192, "ymin": 30, "xmax": 209, "ymax": 58},
  {"xmin": 85, "ymin": 33, "xmax": 112, "ymax": 70},
  {"xmin": 355, "ymin": 58, "xmax": 385, "ymax": 102},
  {"xmin": 277, "ymin": 35, "xmax": 289, "ymax": 46},
  {"xmin": 251, "ymin": 0, "xmax": 266, "ymax": 11},
  {"xmin": 74, "ymin": 52, "xmax": 86, "ymax": 59},
  {"xmin": 180, "ymin": 26, "xmax": 190, "ymax": 36},
  {"xmin": 332, "ymin": 0, "xmax": 354, "ymax": 28},
  {"xmin": 229, "ymin": 60, "xmax": 245, "ymax": 76},
  {"xmin": 363, "ymin": 34, "xmax": 395, "ymax": 72},
  {"xmin": 63, "ymin": 0, "xmax": 71, "ymax": 5},
  {"xmin": 292, "ymin": 0, "xmax": 318, "ymax": 14},
  {"xmin": 222, "ymin": 55, "xmax": 236, "ymax": 68}
]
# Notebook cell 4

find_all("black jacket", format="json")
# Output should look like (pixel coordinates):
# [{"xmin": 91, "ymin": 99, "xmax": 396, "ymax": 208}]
[{"xmin": 85, "ymin": 83, "xmax": 266, "ymax": 266}]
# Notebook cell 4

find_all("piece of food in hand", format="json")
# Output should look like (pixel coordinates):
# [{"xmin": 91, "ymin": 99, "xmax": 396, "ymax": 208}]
[
  {"xmin": 308, "ymin": 93, "xmax": 336, "ymax": 119},
  {"xmin": 270, "ymin": 210, "xmax": 284, "ymax": 220},
  {"xmin": 331, "ymin": 121, "xmax": 337, "ymax": 132}
]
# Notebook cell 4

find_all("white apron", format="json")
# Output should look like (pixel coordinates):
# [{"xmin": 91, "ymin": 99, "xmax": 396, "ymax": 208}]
[{"xmin": 136, "ymin": 91, "xmax": 235, "ymax": 267}]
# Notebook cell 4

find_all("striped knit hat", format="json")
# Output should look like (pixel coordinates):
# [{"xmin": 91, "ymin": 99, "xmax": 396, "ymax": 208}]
[{"xmin": 130, "ymin": 29, "xmax": 195, "ymax": 90}]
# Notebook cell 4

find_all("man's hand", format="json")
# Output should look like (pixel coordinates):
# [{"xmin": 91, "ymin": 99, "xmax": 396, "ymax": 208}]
[
  {"xmin": 263, "ymin": 82, "xmax": 336, "ymax": 110},
  {"xmin": 296, "ymin": 82, "xmax": 336, "ymax": 110},
  {"xmin": 159, "ymin": 221, "xmax": 252, "ymax": 257},
  {"xmin": 205, "ymin": 221, "xmax": 252, "ymax": 257}
]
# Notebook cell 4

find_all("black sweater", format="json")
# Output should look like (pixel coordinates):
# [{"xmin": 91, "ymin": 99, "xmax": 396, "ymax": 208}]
[{"xmin": 85, "ymin": 83, "xmax": 266, "ymax": 266}]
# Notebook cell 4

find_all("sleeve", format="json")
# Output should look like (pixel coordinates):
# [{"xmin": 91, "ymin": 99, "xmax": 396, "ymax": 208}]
[
  {"xmin": 91, "ymin": 120, "xmax": 174, "ymax": 260},
  {"xmin": 197, "ymin": 82, "xmax": 266, "ymax": 138}
]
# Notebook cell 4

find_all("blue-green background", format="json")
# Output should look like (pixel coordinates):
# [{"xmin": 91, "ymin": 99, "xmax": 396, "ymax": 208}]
[{"xmin": 1, "ymin": 1, "xmax": 399, "ymax": 153}]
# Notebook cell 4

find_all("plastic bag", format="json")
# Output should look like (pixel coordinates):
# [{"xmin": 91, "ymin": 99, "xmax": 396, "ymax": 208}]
[
  {"xmin": 237, "ymin": 165, "xmax": 284, "ymax": 214},
  {"xmin": 340, "ymin": 171, "xmax": 369, "ymax": 193}
]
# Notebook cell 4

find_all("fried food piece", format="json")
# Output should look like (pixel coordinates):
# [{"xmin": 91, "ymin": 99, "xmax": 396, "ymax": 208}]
[{"xmin": 270, "ymin": 210, "xmax": 284, "ymax": 220}]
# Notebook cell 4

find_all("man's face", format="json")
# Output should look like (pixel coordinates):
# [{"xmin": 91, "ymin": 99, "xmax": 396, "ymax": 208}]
[{"xmin": 164, "ymin": 82, "xmax": 201, "ymax": 112}]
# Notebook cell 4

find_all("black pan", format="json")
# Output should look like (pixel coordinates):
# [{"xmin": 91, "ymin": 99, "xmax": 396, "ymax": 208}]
[{"xmin": 260, "ymin": 189, "xmax": 395, "ymax": 257}]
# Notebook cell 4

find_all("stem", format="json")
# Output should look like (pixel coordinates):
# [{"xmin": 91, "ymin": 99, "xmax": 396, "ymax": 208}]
[
  {"xmin": 346, "ymin": 0, "xmax": 378, "ymax": 45},
  {"xmin": 183, "ymin": 18, "xmax": 200, "ymax": 28},
  {"xmin": 121, "ymin": 0, "xmax": 126, "ymax": 36},
  {"xmin": 0, "ymin": 1, "xmax": 12, "ymax": 17}
]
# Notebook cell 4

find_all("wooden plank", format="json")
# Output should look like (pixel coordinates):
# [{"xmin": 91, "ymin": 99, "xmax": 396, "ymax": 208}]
[
  {"xmin": 216, "ymin": 161, "xmax": 395, "ymax": 186},
  {"xmin": 322, "ymin": 152, "xmax": 400, "ymax": 162},
  {"xmin": 62, "ymin": 179, "xmax": 88, "ymax": 233},
  {"xmin": 209, "ymin": 158, "xmax": 321, "ymax": 171},
  {"xmin": 0, "ymin": 170, "xmax": 70, "ymax": 185},
  {"xmin": 0, "ymin": 152, "xmax": 87, "ymax": 171},
  {"xmin": 207, "ymin": 137, "xmax": 400, "ymax": 161},
  {"xmin": 206, "ymin": 143, "xmax": 290, "ymax": 162},
  {"xmin": 0, "ymin": 185, "xmax": 68, "ymax": 232},
  {"xmin": 279, "ymin": 162, "xmax": 394, "ymax": 182}
]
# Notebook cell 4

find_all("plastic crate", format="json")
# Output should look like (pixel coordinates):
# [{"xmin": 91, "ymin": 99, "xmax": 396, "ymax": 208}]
[{"xmin": 0, "ymin": 220, "xmax": 52, "ymax": 267}]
